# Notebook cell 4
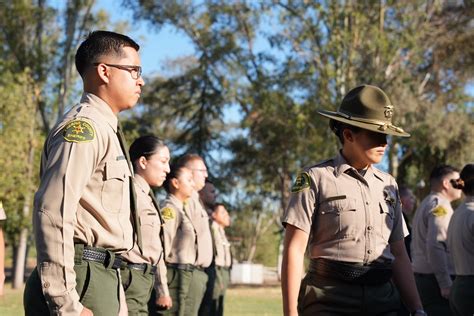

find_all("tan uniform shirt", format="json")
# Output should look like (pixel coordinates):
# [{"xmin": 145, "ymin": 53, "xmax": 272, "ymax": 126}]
[
  {"xmin": 188, "ymin": 191, "xmax": 214, "ymax": 268},
  {"xmin": 447, "ymin": 196, "xmax": 474, "ymax": 276},
  {"xmin": 212, "ymin": 221, "xmax": 232, "ymax": 268},
  {"xmin": 122, "ymin": 174, "xmax": 169, "ymax": 296},
  {"xmin": 155, "ymin": 194, "xmax": 197, "ymax": 296},
  {"xmin": 33, "ymin": 93, "xmax": 134, "ymax": 314},
  {"xmin": 0, "ymin": 201, "xmax": 6, "ymax": 221},
  {"xmin": 411, "ymin": 192, "xmax": 454, "ymax": 288},
  {"xmin": 160, "ymin": 194, "xmax": 197, "ymax": 264},
  {"xmin": 282, "ymin": 153, "xmax": 407, "ymax": 264}
]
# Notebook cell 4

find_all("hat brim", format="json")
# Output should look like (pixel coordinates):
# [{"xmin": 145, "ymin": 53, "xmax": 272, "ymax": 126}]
[{"xmin": 318, "ymin": 110, "xmax": 410, "ymax": 137}]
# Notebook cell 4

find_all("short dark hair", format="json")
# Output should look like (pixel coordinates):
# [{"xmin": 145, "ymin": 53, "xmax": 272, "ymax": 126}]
[
  {"xmin": 129, "ymin": 135, "xmax": 167, "ymax": 172},
  {"xmin": 459, "ymin": 164, "xmax": 474, "ymax": 196},
  {"xmin": 329, "ymin": 119, "xmax": 362, "ymax": 144},
  {"xmin": 429, "ymin": 165, "xmax": 459, "ymax": 187},
  {"xmin": 212, "ymin": 203, "xmax": 226, "ymax": 213},
  {"xmin": 163, "ymin": 163, "xmax": 189, "ymax": 194},
  {"xmin": 75, "ymin": 30, "xmax": 140, "ymax": 77},
  {"xmin": 176, "ymin": 153, "xmax": 205, "ymax": 168}
]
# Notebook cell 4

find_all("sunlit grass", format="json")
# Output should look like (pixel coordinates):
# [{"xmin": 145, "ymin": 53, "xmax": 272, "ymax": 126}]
[{"xmin": 0, "ymin": 283, "xmax": 282, "ymax": 316}]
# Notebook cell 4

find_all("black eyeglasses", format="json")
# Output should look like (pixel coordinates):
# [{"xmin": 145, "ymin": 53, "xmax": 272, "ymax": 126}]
[{"xmin": 92, "ymin": 63, "xmax": 142, "ymax": 79}]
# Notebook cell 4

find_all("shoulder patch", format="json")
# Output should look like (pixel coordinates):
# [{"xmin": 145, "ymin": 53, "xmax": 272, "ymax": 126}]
[
  {"xmin": 291, "ymin": 172, "xmax": 311, "ymax": 193},
  {"xmin": 432, "ymin": 205, "xmax": 447, "ymax": 217},
  {"xmin": 161, "ymin": 207, "xmax": 175, "ymax": 220},
  {"xmin": 63, "ymin": 119, "xmax": 95, "ymax": 143}
]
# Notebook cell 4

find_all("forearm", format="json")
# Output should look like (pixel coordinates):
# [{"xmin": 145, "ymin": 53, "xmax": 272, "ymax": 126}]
[
  {"xmin": 281, "ymin": 245, "xmax": 305, "ymax": 315},
  {"xmin": 281, "ymin": 225, "xmax": 308, "ymax": 316},
  {"xmin": 156, "ymin": 257, "xmax": 170, "ymax": 297},
  {"xmin": 427, "ymin": 244, "xmax": 452, "ymax": 288}
]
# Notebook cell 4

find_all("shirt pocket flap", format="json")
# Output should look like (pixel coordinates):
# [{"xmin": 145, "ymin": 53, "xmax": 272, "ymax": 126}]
[
  {"xmin": 319, "ymin": 195, "xmax": 356, "ymax": 214},
  {"xmin": 105, "ymin": 161, "xmax": 128, "ymax": 181}
]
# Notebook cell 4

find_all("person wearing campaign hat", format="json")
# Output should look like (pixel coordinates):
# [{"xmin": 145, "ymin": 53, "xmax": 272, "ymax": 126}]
[{"xmin": 281, "ymin": 85, "xmax": 425, "ymax": 316}]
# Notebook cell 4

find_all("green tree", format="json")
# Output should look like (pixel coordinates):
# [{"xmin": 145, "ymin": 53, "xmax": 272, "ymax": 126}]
[{"xmin": 126, "ymin": 0, "xmax": 473, "ymax": 266}]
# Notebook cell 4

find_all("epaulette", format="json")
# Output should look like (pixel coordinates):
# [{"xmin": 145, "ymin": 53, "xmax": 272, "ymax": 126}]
[{"xmin": 305, "ymin": 158, "xmax": 333, "ymax": 170}]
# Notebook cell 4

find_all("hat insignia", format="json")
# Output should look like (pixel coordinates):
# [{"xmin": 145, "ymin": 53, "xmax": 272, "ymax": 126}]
[{"xmin": 384, "ymin": 105, "xmax": 394, "ymax": 119}]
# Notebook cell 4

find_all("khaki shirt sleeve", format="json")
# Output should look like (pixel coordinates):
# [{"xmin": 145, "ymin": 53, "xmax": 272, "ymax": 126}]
[
  {"xmin": 426, "ymin": 205, "xmax": 453, "ymax": 288},
  {"xmin": 281, "ymin": 171, "xmax": 316, "ymax": 234},
  {"xmin": 389, "ymin": 186, "xmax": 409, "ymax": 243},
  {"xmin": 155, "ymin": 257, "xmax": 169, "ymax": 297},
  {"xmin": 34, "ymin": 119, "xmax": 101, "ymax": 315},
  {"xmin": 161, "ymin": 205, "xmax": 181, "ymax": 259}
]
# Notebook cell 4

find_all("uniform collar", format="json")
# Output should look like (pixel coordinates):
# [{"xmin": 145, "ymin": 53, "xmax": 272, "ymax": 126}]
[
  {"xmin": 80, "ymin": 93, "xmax": 118, "ymax": 132},
  {"xmin": 334, "ymin": 151, "xmax": 379, "ymax": 183},
  {"xmin": 134, "ymin": 174, "xmax": 151, "ymax": 195},
  {"xmin": 169, "ymin": 193, "xmax": 185, "ymax": 210}
]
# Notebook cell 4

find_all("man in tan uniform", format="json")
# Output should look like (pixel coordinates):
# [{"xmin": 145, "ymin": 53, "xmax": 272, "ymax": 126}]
[
  {"xmin": 210, "ymin": 203, "xmax": 232, "ymax": 316},
  {"xmin": 281, "ymin": 85, "xmax": 425, "ymax": 316},
  {"xmin": 23, "ymin": 30, "xmax": 145, "ymax": 316},
  {"xmin": 412, "ymin": 165, "xmax": 461, "ymax": 316},
  {"xmin": 176, "ymin": 154, "xmax": 214, "ymax": 315}
]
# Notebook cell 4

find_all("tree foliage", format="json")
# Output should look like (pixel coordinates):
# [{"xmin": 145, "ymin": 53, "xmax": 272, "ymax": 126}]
[{"xmin": 126, "ymin": 0, "xmax": 473, "ymax": 265}]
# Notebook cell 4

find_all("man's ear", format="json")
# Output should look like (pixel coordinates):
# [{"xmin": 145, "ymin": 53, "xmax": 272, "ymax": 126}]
[{"xmin": 95, "ymin": 63, "xmax": 111, "ymax": 84}]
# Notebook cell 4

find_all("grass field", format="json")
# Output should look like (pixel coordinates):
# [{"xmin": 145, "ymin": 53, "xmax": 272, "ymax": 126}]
[{"xmin": 0, "ymin": 284, "xmax": 283, "ymax": 316}]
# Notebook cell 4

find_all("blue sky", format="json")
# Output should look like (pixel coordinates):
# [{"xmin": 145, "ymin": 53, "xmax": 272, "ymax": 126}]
[{"xmin": 94, "ymin": 0, "xmax": 195, "ymax": 77}]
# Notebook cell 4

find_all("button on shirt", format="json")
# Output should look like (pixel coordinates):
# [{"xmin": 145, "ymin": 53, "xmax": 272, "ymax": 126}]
[
  {"xmin": 122, "ymin": 174, "xmax": 168, "ymax": 296},
  {"xmin": 282, "ymin": 153, "xmax": 407, "ymax": 264},
  {"xmin": 33, "ymin": 93, "xmax": 134, "ymax": 314},
  {"xmin": 412, "ymin": 193, "xmax": 454, "ymax": 288},
  {"xmin": 212, "ymin": 221, "xmax": 232, "ymax": 268},
  {"xmin": 448, "ymin": 196, "xmax": 474, "ymax": 276}
]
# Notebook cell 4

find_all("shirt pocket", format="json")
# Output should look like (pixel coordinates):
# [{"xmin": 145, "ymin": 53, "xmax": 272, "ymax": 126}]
[
  {"xmin": 379, "ymin": 201, "xmax": 395, "ymax": 241},
  {"xmin": 140, "ymin": 212, "xmax": 158, "ymax": 257},
  {"xmin": 102, "ymin": 161, "xmax": 128, "ymax": 213},
  {"xmin": 318, "ymin": 195, "xmax": 358, "ymax": 238}
]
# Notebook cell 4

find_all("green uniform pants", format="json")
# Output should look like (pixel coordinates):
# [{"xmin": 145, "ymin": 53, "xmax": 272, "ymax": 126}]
[
  {"xmin": 449, "ymin": 275, "xmax": 474, "ymax": 316},
  {"xmin": 198, "ymin": 265, "xmax": 216, "ymax": 316},
  {"xmin": 185, "ymin": 268, "xmax": 208, "ymax": 316},
  {"xmin": 210, "ymin": 267, "xmax": 230, "ymax": 316},
  {"xmin": 121, "ymin": 265, "xmax": 155, "ymax": 316},
  {"xmin": 24, "ymin": 257, "xmax": 121, "ymax": 315},
  {"xmin": 298, "ymin": 272, "xmax": 400, "ymax": 316},
  {"xmin": 149, "ymin": 266, "xmax": 193, "ymax": 316},
  {"xmin": 415, "ymin": 273, "xmax": 452, "ymax": 316}
]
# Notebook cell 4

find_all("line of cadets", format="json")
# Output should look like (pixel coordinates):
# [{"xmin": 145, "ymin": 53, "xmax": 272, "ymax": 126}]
[
  {"xmin": 123, "ymin": 138, "xmax": 233, "ymax": 316},
  {"xmin": 22, "ymin": 30, "xmax": 232, "ymax": 316}
]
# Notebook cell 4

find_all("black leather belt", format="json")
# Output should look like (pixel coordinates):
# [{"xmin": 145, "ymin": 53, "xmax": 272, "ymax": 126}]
[
  {"xmin": 166, "ymin": 263, "xmax": 195, "ymax": 271},
  {"xmin": 127, "ymin": 263, "xmax": 157, "ymax": 274},
  {"xmin": 82, "ymin": 247, "xmax": 122, "ymax": 269},
  {"xmin": 309, "ymin": 258, "xmax": 392, "ymax": 285}
]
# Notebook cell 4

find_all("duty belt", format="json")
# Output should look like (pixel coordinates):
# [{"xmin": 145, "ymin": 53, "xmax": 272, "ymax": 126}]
[
  {"xmin": 78, "ymin": 245, "xmax": 122, "ymax": 269},
  {"xmin": 126, "ymin": 262, "xmax": 157, "ymax": 275},
  {"xmin": 309, "ymin": 258, "xmax": 392, "ymax": 285},
  {"xmin": 166, "ymin": 263, "xmax": 195, "ymax": 272}
]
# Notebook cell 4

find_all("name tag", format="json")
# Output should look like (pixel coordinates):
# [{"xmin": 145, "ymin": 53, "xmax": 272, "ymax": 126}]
[{"xmin": 116, "ymin": 155, "xmax": 126, "ymax": 161}]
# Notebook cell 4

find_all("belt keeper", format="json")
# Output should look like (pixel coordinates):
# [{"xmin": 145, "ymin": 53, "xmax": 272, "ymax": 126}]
[
  {"xmin": 74, "ymin": 244, "xmax": 84, "ymax": 265},
  {"xmin": 105, "ymin": 250, "xmax": 115, "ymax": 269}
]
